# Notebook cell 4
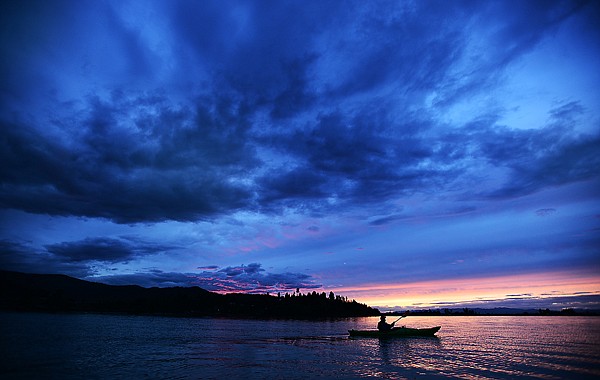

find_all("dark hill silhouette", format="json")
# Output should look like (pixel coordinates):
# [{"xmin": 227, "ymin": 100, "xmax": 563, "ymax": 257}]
[{"xmin": 0, "ymin": 270, "xmax": 379, "ymax": 318}]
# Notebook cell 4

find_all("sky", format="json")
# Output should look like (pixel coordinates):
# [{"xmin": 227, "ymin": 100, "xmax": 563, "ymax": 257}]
[{"xmin": 1, "ymin": 0, "xmax": 599, "ymax": 311}]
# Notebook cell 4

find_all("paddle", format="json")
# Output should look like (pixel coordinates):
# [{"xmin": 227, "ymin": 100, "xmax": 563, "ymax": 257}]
[{"xmin": 391, "ymin": 311, "xmax": 409, "ymax": 326}]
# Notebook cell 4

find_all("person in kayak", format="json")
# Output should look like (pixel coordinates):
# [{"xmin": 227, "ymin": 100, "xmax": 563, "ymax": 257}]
[{"xmin": 377, "ymin": 315, "xmax": 396, "ymax": 332}]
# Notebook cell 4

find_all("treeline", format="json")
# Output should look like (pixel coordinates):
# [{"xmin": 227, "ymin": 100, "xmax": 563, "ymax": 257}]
[
  {"xmin": 222, "ymin": 290, "xmax": 375, "ymax": 318},
  {"xmin": 536, "ymin": 308, "xmax": 591, "ymax": 316},
  {"xmin": 0, "ymin": 270, "xmax": 379, "ymax": 318},
  {"xmin": 275, "ymin": 289, "xmax": 351, "ymax": 303}
]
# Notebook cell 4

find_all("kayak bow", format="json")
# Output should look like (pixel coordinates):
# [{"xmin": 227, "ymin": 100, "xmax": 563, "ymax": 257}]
[{"xmin": 349, "ymin": 326, "xmax": 441, "ymax": 338}]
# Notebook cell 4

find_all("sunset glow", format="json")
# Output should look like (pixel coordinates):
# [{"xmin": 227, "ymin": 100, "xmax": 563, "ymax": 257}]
[{"xmin": 336, "ymin": 271, "xmax": 600, "ymax": 310}]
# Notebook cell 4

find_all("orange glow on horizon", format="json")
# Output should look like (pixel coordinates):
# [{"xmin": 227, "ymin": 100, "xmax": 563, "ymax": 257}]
[{"xmin": 334, "ymin": 271, "xmax": 600, "ymax": 309}]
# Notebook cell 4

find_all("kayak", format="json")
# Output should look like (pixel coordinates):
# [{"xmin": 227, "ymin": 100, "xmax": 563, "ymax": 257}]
[{"xmin": 348, "ymin": 326, "xmax": 441, "ymax": 338}]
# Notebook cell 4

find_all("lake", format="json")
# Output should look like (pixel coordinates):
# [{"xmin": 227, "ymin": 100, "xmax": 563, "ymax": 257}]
[{"xmin": 1, "ymin": 312, "xmax": 599, "ymax": 379}]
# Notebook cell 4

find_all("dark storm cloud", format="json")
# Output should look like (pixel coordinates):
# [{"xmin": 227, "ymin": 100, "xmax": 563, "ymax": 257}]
[
  {"xmin": 93, "ymin": 263, "xmax": 321, "ymax": 292},
  {"xmin": 45, "ymin": 236, "xmax": 178, "ymax": 263},
  {"xmin": 0, "ymin": 240, "xmax": 41, "ymax": 272},
  {"xmin": 0, "ymin": 239, "xmax": 93, "ymax": 278},
  {"xmin": 256, "ymin": 111, "xmax": 437, "ymax": 212},
  {"xmin": 0, "ymin": 92, "xmax": 257, "ymax": 223},
  {"xmin": 47, "ymin": 238, "xmax": 137, "ymax": 263},
  {"xmin": 0, "ymin": 0, "xmax": 597, "ymax": 225},
  {"xmin": 0, "ymin": 0, "xmax": 258, "ymax": 223},
  {"xmin": 0, "ymin": 236, "xmax": 179, "ymax": 277}
]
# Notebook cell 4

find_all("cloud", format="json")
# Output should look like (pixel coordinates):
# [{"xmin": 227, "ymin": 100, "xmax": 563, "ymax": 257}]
[
  {"xmin": 536, "ymin": 208, "xmax": 557, "ymax": 217},
  {"xmin": 91, "ymin": 263, "xmax": 321, "ymax": 293},
  {"xmin": 45, "ymin": 236, "xmax": 178, "ymax": 264},
  {"xmin": 369, "ymin": 214, "xmax": 407, "ymax": 226},
  {"xmin": 0, "ymin": 240, "xmax": 40, "ymax": 272},
  {"xmin": 89, "ymin": 271, "xmax": 203, "ymax": 288},
  {"xmin": 256, "ymin": 110, "xmax": 439, "ymax": 214},
  {"xmin": 438, "ymin": 101, "xmax": 600, "ymax": 200},
  {"xmin": 0, "ymin": 92, "xmax": 258, "ymax": 223},
  {"xmin": 0, "ymin": 0, "xmax": 159, "ymax": 107},
  {"xmin": 0, "ymin": 239, "xmax": 93, "ymax": 278},
  {"xmin": 219, "ymin": 263, "xmax": 264, "ymax": 277},
  {"xmin": 46, "ymin": 238, "xmax": 138, "ymax": 263},
  {"xmin": 0, "ymin": 236, "xmax": 180, "ymax": 277},
  {"xmin": 482, "ymin": 132, "xmax": 600, "ymax": 199}
]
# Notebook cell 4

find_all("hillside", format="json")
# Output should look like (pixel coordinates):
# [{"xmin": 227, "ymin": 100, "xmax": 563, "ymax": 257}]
[{"xmin": 0, "ymin": 270, "xmax": 379, "ymax": 318}]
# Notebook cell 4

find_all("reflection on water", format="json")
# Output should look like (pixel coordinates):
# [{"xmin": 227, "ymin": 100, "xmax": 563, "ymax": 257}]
[
  {"xmin": 344, "ymin": 334, "xmax": 445, "ymax": 379},
  {"xmin": 0, "ymin": 313, "xmax": 599, "ymax": 379}
]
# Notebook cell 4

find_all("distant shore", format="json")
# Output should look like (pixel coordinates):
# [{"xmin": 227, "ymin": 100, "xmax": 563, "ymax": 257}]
[
  {"xmin": 382, "ymin": 308, "xmax": 600, "ymax": 317},
  {"xmin": 3, "ymin": 270, "xmax": 598, "ymax": 319}
]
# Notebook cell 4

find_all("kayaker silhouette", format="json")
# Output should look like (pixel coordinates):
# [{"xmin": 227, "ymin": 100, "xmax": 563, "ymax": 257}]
[
  {"xmin": 377, "ymin": 315, "xmax": 395, "ymax": 331},
  {"xmin": 377, "ymin": 313, "xmax": 407, "ymax": 331}
]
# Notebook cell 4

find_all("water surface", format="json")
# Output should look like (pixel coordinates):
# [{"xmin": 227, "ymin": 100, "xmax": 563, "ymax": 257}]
[{"xmin": 1, "ymin": 313, "xmax": 598, "ymax": 379}]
